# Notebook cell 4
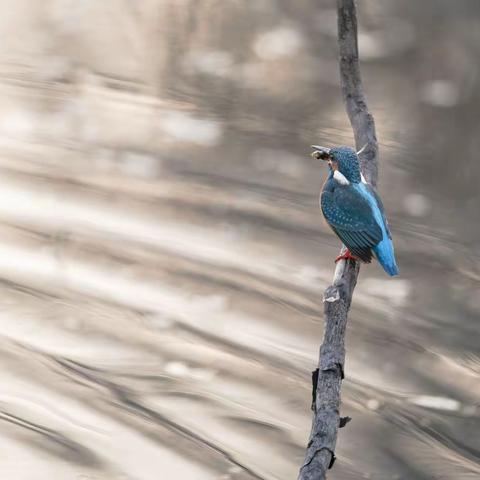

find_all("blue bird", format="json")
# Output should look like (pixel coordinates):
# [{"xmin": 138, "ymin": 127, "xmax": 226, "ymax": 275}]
[{"xmin": 311, "ymin": 145, "xmax": 399, "ymax": 276}]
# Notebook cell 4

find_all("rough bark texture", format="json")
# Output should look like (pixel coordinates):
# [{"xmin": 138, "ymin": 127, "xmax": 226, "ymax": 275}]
[
  {"xmin": 337, "ymin": 0, "xmax": 379, "ymax": 186},
  {"xmin": 298, "ymin": 1, "xmax": 379, "ymax": 479}
]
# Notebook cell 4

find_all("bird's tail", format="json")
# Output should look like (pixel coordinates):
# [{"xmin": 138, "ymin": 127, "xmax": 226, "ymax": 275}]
[
  {"xmin": 382, "ymin": 261, "xmax": 399, "ymax": 276},
  {"xmin": 373, "ymin": 238, "xmax": 399, "ymax": 276}
]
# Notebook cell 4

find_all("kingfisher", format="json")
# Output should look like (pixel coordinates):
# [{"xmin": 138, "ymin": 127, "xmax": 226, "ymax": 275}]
[{"xmin": 312, "ymin": 145, "xmax": 399, "ymax": 276}]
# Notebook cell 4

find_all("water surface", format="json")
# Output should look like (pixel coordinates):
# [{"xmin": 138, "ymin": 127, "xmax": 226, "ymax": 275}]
[{"xmin": 0, "ymin": 1, "xmax": 478, "ymax": 479}]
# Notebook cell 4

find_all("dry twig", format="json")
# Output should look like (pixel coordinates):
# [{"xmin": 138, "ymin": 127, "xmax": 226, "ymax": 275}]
[{"xmin": 298, "ymin": 1, "xmax": 379, "ymax": 478}]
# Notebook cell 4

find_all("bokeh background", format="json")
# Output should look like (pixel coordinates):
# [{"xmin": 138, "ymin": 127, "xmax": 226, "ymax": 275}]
[{"xmin": 0, "ymin": 0, "xmax": 478, "ymax": 479}]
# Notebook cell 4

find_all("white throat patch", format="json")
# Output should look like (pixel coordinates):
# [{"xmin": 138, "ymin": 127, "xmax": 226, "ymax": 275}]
[{"xmin": 333, "ymin": 170, "xmax": 350, "ymax": 185}]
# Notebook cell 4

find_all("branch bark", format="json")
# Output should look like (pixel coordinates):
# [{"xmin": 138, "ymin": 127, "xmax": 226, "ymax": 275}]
[{"xmin": 298, "ymin": 1, "xmax": 379, "ymax": 479}]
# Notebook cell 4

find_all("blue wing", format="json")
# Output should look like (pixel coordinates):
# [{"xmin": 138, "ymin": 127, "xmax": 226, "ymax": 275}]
[
  {"xmin": 354, "ymin": 183, "xmax": 399, "ymax": 276},
  {"xmin": 321, "ymin": 179, "xmax": 382, "ymax": 262},
  {"xmin": 362, "ymin": 183, "xmax": 392, "ymax": 239}
]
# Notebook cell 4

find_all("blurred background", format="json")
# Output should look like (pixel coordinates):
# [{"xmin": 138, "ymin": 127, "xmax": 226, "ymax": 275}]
[{"xmin": 0, "ymin": 0, "xmax": 478, "ymax": 479}]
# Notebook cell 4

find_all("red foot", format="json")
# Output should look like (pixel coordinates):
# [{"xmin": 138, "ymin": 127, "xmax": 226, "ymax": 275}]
[{"xmin": 335, "ymin": 249, "xmax": 358, "ymax": 263}]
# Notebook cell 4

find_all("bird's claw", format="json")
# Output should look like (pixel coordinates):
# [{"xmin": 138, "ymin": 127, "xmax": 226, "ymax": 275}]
[{"xmin": 335, "ymin": 250, "xmax": 358, "ymax": 263}]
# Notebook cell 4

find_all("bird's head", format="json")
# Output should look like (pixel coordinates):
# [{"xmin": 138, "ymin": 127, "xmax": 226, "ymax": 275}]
[{"xmin": 311, "ymin": 145, "xmax": 362, "ymax": 183}]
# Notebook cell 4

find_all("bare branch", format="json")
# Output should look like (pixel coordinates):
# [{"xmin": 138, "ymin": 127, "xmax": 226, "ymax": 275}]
[
  {"xmin": 337, "ymin": 0, "xmax": 379, "ymax": 185},
  {"xmin": 298, "ymin": 1, "xmax": 379, "ymax": 479}
]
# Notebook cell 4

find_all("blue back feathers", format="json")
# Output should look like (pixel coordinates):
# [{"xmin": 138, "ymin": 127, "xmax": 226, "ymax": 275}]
[{"xmin": 355, "ymin": 183, "xmax": 399, "ymax": 276}]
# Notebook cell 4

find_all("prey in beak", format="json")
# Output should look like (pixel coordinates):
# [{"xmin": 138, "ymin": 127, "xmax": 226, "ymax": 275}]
[
  {"xmin": 311, "ymin": 145, "xmax": 337, "ymax": 170},
  {"xmin": 311, "ymin": 145, "xmax": 331, "ymax": 161}
]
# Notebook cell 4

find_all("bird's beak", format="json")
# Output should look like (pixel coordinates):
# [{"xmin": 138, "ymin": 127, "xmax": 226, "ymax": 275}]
[{"xmin": 311, "ymin": 145, "xmax": 331, "ymax": 161}]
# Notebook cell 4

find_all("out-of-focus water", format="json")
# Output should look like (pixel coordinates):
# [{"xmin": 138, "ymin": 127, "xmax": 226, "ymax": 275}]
[{"xmin": 0, "ymin": 1, "xmax": 478, "ymax": 479}]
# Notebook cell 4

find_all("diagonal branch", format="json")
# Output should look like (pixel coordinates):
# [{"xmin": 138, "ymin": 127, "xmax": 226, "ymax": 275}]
[
  {"xmin": 298, "ymin": 1, "xmax": 379, "ymax": 479},
  {"xmin": 337, "ymin": 0, "xmax": 379, "ymax": 185}
]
